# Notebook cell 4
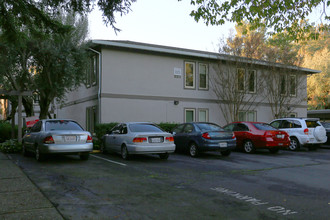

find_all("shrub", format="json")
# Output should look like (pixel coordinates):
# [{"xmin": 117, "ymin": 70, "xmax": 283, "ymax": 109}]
[
  {"xmin": 93, "ymin": 123, "xmax": 118, "ymax": 149},
  {"xmin": 0, "ymin": 121, "xmax": 17, "ymax": 143},
  {"xmin": 0, "ymin": 139, "xmax": 22, "ymax": 154}
]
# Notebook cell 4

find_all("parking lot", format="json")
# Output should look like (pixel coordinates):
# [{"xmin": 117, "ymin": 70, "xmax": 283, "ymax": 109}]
[{"xmin": 8, "ymin": 146, "xmax": 330, "ymax": 220}]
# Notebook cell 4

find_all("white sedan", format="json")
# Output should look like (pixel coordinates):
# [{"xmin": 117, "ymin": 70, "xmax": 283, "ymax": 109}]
[{"xmin": 101, "ymin": 122, "xmax": 176, "ymax": 160}]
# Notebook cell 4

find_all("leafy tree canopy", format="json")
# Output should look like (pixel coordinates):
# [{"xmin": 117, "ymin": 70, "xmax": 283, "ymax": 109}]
[{"xmin": 184, "ymin": 0, "xmax": 329, "ymax": 40}]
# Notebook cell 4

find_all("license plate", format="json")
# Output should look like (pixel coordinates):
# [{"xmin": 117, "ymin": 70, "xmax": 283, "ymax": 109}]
[
  {"xmin": 279, "ymin": 143, "xmax": 283, "ymax": 146},
  {"xmin": 65, "ymin": 136, "xmax": 76, "ymax": 142},
  {"xmin": 276, "ymin": 134, "xmax": 284, "ymax": 139},
  {"xmin": 219, "ymin": 142, "xmax": 227, "ymax": 148},
  {"xmin": 150, "ymin": 137, "xmax": 161, "ymax": 143}
]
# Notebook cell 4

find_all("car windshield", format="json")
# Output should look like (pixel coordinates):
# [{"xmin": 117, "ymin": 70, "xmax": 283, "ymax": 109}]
[
  {"xmin": 129, "ymin": 124, "xmax": 164, "ymax": 133},
  {"xmin": 253, "ymin": 123, "xmax": 277, "ymax": 131},
  {"xmin": 196, "ymin": 123, "xmax": 224, "ymax": 132},
  {"xmin": 45, "ymin": 120, "xmax": 83, "ymax": 131},
  {"xmin": 305, "ymin": 120, "xmax": 320, "ymax": 128}
]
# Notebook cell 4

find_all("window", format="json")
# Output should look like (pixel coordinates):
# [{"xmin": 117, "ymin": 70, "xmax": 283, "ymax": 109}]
[
  {"xmin": 185, "ymin": 108, "xmax": 195, "ymax": 122},
  {"xmin": 185, "ymin": 62, "xmax": 195, "ymax": 89},
  {"xmin": 86, "ymin": 106, "xmax": 97, "ymax": 133},
  {"xmin": 237, "ymin": 68, "xmax": 245, "ymax": 91},
  {"xmin": 199, "ymin": 63, "xmax": 208, "ymax": 90},
  {"xmin": 289, "ymin": 75, "xmax": 296, "ymax": 96},
  {"xmin": 183, "ymin": 124, "xmax": 194, "ymax": 133},
  {"xmin": 234, "ymin": 123, "xmax": 249, "ymax": 131},
  {"xmin": 198, "ymin": 109, "xmax": 208, "ymax": 122},
  {"xmin": 247, "ymin": 70, "xmax": 256, "ymax": 93},
  {"xmin": 280, "ymin": 74, "xmax": 287, "ymax": 95},
  {"xmin": 238, "ymin": 111, "xmax": 256, "ymax": 122},
  {"xmin": 86, "ymin": 55, "xmax": 98, "ymax": 87}
]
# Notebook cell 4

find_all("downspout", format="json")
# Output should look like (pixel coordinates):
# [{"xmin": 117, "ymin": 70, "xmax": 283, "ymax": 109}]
[{"xmin": 88, "ymin": 48, "xmax": 102, "ymax": 124}]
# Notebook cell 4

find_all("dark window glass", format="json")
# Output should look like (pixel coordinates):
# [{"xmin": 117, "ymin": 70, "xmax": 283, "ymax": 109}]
[
  {"xmin": 45, "ymin": 120, "xmax": 83, "ymax": 131},
  {"xmin": 31, "ymin": 121, "xmax": 42, "ymax": 132},
  {"xmin": 223, "ymin": 124, "xmax": 235, "ymax": 131},
  {"xmin": 270, "ymin": 121, "xmax": 281, "ymax": 129},
  {"xmin": 196, "ymin": 123, "xmax": 224, "ymax": 132},
  {"xmin": 183, "ymin": 124, "xmax": 194, "ymax": 133},
  {"xmin": 305, "ymin": 120, "xmax": 321, "ymax": 128},
  {"xmin": 129, "ymin": 124, "xmax": 163, "ymax": 133},
  {"xmin": 253, "ymin": 123, "xmax": 277, "ymax": 131},
  {"xmin": 173, "ymin": 124, "xmax": 185, "ymax": 133},
  {"xmin": 234, "ymin": 123, "xmax": 249, "ymax": 131}
]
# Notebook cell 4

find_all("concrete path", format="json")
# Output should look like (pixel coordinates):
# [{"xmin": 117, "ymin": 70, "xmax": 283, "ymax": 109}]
[{"xmin": 0, "ymin": 152, "xmax": 63, "ymax": 220}]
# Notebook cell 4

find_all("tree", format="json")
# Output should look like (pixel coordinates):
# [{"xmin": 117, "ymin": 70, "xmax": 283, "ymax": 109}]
[
  {"xmin": 0, "ymin": 0, "xmax": 136, "ymax": 38},
  {"xmin": 185, "ymin": 0, "xmax": 329, "ymax": 40},
  {"xmin": 211, "ymin": 58, "xmax": 264, "ymax": 123}
]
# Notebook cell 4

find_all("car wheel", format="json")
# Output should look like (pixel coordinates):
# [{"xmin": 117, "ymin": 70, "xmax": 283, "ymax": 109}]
[
  {"xmin": 269, "ymin": 148, "xmax": 279, "ymax": 154},
  {"xmin": 243, "ymin": 140, "xmax": 255, "ymax": 153},
  {"xmin": 80, "ymin": 153, "xmax": 90, "ymax": 160},
  {"xmin": 159, "ymin": 153, "xmax": 169, "ymax": 160},
  {"xmin": 35, "ymin": 147, "xmax": 45, "ymax": 162},
  {"xmin": 121, "ymin": 145, "xmax": 129, "ymax": 160},
  {"xmin": 220, "ymin": 150, "xmax": 231, "ymax": 156},
  {"xmin": 189, "ymin": 143, "xmax": 199, "ymax": 157},
  {"xmin": 289, "ymin": 137, "xmax": 300, "ymax": 151}
]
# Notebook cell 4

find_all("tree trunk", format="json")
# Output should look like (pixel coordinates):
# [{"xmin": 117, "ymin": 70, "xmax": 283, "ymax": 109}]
[{"xmin": 22, "ymin": 97, "xmax": 34, "ymax": 117}]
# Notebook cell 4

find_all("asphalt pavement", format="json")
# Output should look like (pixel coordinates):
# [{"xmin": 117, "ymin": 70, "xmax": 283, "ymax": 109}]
[{"xmin": 0, "ymin": 152, "xmax": 63, "ymax": 220}]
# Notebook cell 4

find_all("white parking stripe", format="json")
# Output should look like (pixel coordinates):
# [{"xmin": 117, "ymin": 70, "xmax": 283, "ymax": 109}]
[{"xmin": 91, "ymin": 154, "xmax": 127, "ymax": 166}]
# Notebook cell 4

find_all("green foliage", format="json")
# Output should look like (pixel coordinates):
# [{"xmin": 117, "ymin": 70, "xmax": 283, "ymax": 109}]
[
  {"xmin": 157, "ymin": 122, "xmax": 180, "ymax": 132},
  {"xmin": 0, "ymin": 121, "xmax": 17, "ymax": 143},
  {"xmin": 187, "ymin": 0, "xmax": 329, "ymax": 40},
  {"xmin": 0, "ymin": 139, "xmax": 22, "ymax": 154},
  {"xmin": 93, "ymin": 123, "xmax": 119, "ymax": 149}
]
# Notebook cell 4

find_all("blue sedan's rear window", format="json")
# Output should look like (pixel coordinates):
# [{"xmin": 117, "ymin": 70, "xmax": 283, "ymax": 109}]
[
  {"xmin": 196, "ymin": 123, "xmax": 224, "ymax": 131},
  {"xmin": 45, "ymin": 121, "xmax": 84, "ymax": 131},
  {"xmin": 129, "ymin": 124, "xmax": 163, "ymax": 133}
]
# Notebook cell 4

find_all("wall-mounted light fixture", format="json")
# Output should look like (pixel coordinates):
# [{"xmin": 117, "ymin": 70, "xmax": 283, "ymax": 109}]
[{"xmin": 174, "ymin": 100, "xmax": 179, "ymax": 105}]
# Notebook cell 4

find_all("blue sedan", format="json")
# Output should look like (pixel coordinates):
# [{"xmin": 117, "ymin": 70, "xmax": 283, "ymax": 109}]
[{"xmin": 172, "ymin": 122, "xmax": 236, "ymax": 157}]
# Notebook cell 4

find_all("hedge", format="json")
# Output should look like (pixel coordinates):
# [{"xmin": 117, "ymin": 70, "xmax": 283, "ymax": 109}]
[{"xmin": 0, "ymin": 121, "xmax": 17, "ymax": 143}]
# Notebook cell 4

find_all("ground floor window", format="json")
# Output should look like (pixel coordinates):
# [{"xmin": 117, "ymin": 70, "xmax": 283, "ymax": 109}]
[
  {"xmin": 185, "ymin": 108, "xmax": 195, "ymax": 123},
  {"xmin": 238, "ymin": 111, "xmax": 256, "ymax": 122},
  {"xmin": 86, "ymin": 106, "xmax": 97, "ymax": 133},
  {"xmin": 198, "ymin": 109, "xmax": 209, "ymax": 122}
]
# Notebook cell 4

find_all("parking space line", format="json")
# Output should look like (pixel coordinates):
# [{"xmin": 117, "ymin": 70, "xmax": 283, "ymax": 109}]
[{"xmin": 91, "ymin": 154, "xmax": 127, "ymax": 166}]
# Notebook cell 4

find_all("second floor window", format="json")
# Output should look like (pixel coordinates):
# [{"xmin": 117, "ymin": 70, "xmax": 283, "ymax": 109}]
[
  {"xmin": 86, "ymin": 55, "xmax": 98, "ymax": 87},
  {"xmin": 289, "ymin": 75, "xmax": 297, "ymax": 96},
  {"xmin": 280, "ymin": 74, "xmax": 287, "ymax": 95},
  {"xmin": 237, "ymin": 68, "xmax": 245, "ymax": 92},
  {"xmin": 185, "ymin": 62, "xmax": 195, "ymax": 89},
  {"xmin": 199, "ymin": 63, "xmax": 208, "ymax": 90}
]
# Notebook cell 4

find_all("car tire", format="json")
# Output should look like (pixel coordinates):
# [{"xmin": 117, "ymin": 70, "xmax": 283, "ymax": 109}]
[
  {"xmin": 220, "ymin": 150, "xmax": 231, "ymax": 156},
  {"xmin": 243, "ymin": 140, "xmax": 255, "ymax": 153},
  {"xmin": 121, "ymin": 145, "xmax": 130, "ymax": 160},
  {"xmin": 189, "ymin": 143, "xmax": 199, "ymax": 157},
  {"xmin": 159, "ymin": 153, "xmax": 169, "ymax": 160},
  {"xmin": 269, "ymin": 148, "xmax": 279, "ymax": 154},
  {"xmin": 35, "ymin": 146, "xmax": 45, "ymax": 162},
  {"xmin": 314, "ymin": 126, "xmax": 326, "ymax": 141},
  {"xmin": 289, "ymin": 137, "xmax": 300, "ymax": 151},
  {"xmin": 80, "ymin": 153, "xmax": 90, "ymax": 160}
]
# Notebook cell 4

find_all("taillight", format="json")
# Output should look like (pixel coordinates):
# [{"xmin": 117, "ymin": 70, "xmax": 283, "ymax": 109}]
[
  {"xmin": 87, "ymin": 135, "xmax": 93, "ymax": 143},
  {"xmin": 304, "ymin": 128, "xmax": 309, "ymax": 135},
  {"xmin": 133, "ymin": 137, "xmax": 147, "ymax": 143},
  {"xmin": 202, "ymin": 132, "xmax": 211, "ymax": 139},
  {"xmin": 166, "ymin": 136, "xmax": 174, "ymax": 142},
  {"xmin": 44, "ymin": 136, "xmax": 54, "ymax": 144},
  {"xmin": 232, "ymin": 133, "xmax": 236, "ymax": 139}
]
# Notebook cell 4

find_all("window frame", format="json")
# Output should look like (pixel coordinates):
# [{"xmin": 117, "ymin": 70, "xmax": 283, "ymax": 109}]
[
  {"xmin": 238, "ymin": 110, "xmax": 257, "ymax": 122},
  {"xmin": 184, "ymin": 61, "xmax": 196, "ymax": 89},
  {"xmin": 198, "ymin": 63, "xmax": 209, "ymax": 90},
  {"xmin": 279, "ymin": 74, "xmax": 287, "ymax": 96},
  {"xmin": 237, "ymin": 68, "xmax": 245, "ymax": 92},
  {"xmin": 289, "ymin": 74, "xmax": 297, "ymax": 97},
  {"xmin": 198, "ymin": 108, "xmax": 209, "ymax": 122},
  {"xmin": 184, "ymin": 108, "xmax": 196, "ymax": 123},
  {"xmin": 247, "ymin": 70, "xmax": 257, "ymax": 93}
]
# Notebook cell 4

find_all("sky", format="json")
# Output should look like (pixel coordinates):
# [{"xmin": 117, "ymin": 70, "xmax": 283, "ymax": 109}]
[
  {"xmin": 88, "ymin": 0, "xmax": 234, "ymax": 53},
  {"xmin": 88, "ymin": 0, "xmax": 328, "ymax": 53}
]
